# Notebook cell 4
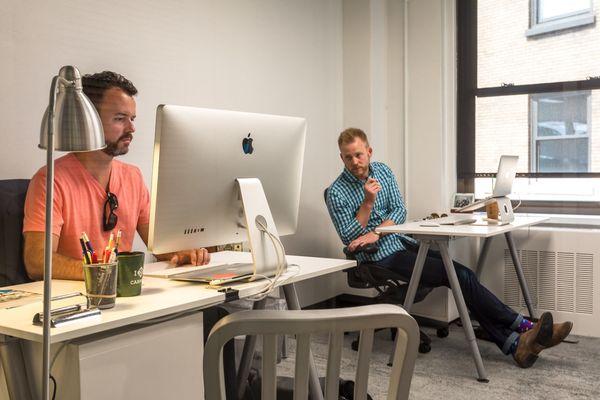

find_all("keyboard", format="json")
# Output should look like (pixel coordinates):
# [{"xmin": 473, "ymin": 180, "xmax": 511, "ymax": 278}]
[
  {"xmin": 437, "ymin": 216, "xmax": 477, "ymax": 225},
  {"xmin": 420, "ymin": 216, "xmax": 477, "ymax": 226}
]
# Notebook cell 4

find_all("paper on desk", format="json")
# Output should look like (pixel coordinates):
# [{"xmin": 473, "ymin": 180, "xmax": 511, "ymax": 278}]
[{"xmin": 0, "ymin": 290, "xmax": 41, "ymax": 309}]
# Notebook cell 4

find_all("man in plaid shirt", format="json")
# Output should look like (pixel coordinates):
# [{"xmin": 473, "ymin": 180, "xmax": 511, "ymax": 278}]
[{"xmin": 326, "ymin": 128, "xmax": 572, "ymax": 368}]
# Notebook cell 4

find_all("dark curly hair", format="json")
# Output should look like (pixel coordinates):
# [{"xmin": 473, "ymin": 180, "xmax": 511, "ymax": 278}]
[{"xmin": 82, "ymin": 71, "xmax": 138, "ymax": 112}]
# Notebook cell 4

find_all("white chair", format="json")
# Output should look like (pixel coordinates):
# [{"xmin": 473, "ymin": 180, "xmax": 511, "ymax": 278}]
[{"xmin": 204, "ymin": 304, "xmax": 419, "ymax": 400}]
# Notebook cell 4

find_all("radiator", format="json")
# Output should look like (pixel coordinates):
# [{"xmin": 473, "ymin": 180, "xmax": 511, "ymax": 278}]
[{"xmin": 480, "ymin": 226, "xmax": 599, "ymax": 337}]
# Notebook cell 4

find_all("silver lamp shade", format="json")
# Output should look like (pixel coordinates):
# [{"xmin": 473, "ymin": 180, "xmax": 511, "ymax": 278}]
[{"xmin": 39, "ymin": 66, "xmax": 106, "ymax": 151}]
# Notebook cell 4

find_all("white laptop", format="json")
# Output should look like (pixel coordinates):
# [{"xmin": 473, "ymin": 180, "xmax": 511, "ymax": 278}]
[
  {"xmin": 146, "ymin": 260, "xmax": 282, "ymax": 286},
  {"xmin": 456, "ymin": 155, "xmax": 519, "ymax": 213}
]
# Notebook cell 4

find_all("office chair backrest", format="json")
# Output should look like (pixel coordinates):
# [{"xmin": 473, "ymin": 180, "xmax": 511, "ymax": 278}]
[
  {"xmin": 0, "ymin": 179, "xmax": 31, "ymax": 287},
  {"xmin": 204, "ymin": 304, "xmax": 419, "ymax": 400}
]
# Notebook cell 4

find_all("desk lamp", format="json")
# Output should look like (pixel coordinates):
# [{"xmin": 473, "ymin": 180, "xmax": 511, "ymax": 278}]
[{"xmin": 38, "ymin": 66, "xmax": 105, "ymax": 400}]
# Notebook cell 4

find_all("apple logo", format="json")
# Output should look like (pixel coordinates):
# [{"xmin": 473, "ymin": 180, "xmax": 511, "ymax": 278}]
[{"xmin": 242, "ymin": 133, "xmax": 254, "ymax": 154}]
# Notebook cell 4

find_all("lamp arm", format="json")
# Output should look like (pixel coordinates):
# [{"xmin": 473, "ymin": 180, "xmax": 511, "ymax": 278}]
[{"xmin": 41, "ymin": 74, "xmax": 59, "ymax": 400}]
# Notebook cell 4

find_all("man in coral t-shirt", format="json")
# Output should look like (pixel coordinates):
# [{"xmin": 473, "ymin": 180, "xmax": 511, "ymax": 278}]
[{"xmin": 23, "ymin": 71, "xmax": 210, "ymax": 280}]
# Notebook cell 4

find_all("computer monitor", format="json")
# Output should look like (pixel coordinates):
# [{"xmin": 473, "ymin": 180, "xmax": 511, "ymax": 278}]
[{"xmin": 148, "ymin": 105, "xmax": 307, "ymax": 263}]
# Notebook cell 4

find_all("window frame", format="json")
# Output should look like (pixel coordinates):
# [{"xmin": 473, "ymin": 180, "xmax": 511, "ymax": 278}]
[
  {"xmin": 456, "ymin": 0, "xmax": 600, "ymax": 213},
  {"xmin": 530, "ymin": 91, "xmax": 592, "ymax": 173},
  {"xmin": 527, "ymin": 0, "xmax": 594, "ymax": 37}
]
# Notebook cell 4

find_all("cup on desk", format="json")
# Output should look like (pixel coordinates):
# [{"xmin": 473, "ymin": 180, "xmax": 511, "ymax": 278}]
[
  {"xmin": 116, "ymin": 251, "xmax": 145, "ymax": 297},
  {"xmin": 83, "ymin": 262, "xmax": 118, "ymax": 309}
]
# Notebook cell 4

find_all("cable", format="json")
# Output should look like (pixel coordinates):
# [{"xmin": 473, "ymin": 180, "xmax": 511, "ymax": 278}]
[
  {"xmin": 50, "ymin": 341, "xmax": 69, "ymax": 371},
  {"xmin": 512, "ymin": 196, "xmax": 522, "ymax": 211},
  {"xmin": 50, "ymin": 374, "xmax": 57, "ymax": 400},
  {"xmin": 244, "ymin": 219, "xmax": 289, "ymax": 301}
]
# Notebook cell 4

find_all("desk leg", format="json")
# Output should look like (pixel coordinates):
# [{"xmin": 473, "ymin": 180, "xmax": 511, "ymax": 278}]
[
  {"xmin": 438, "ymin": 241, "xmax": 489, "ymax": 383},
  {"xmin": 236, "ymin": 298, "xmax": 268, "ymax": 399},
  {"xmin": 475, "ymin": 237, "xmax": 493, "ymax": 280},
  {"xmin": 505, "ymin": 232, "xmax": 536, "ymax": 319},
  {"xmin": 387, "ymin": 241, "xmax": 430, "ymax": 366},
  {"xmin": 283, "ymin": 284, "xmax": 324, "ymax": 400},
  {"xmin": 0, "ymin": 335, "xmax": 32, "ymax": 400},
  {"xmin": 403, "ymin": 241, "xmax": 430, "ymax": 312}
]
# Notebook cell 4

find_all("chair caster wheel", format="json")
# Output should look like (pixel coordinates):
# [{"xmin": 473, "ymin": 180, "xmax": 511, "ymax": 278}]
[
  {"xmin": 418, "ymin": 342, "xmax": 431, "ymax": 354},
  {"xmin": 436, "ymin": 327, "xmax": 449, "ymax": 338},
  {"xmin": 351, "ymin": 338, "xmax": 359, "ymax": 351}
]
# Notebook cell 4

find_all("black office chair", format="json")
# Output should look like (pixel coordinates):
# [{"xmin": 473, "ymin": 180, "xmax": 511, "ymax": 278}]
[
  {"xmin": 0, "ymin": 179, "xmax": 32, "ymax": 287},
  {"xmin": 323, "ymin": 188, "xmax": 440, "ymax": 355}
]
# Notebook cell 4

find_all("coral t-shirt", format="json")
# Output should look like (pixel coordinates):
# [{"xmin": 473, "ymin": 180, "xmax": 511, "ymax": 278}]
[{"xmin": 23, "ymin": 153, "xmax": 150, "ymax": 261}]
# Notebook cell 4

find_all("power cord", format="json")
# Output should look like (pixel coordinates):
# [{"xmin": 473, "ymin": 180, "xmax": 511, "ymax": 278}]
[
  {"xmin": 46, "ymin": 340, "xmax": 70, "ymax": 400},
  {"xmin": 50, "ymin": 374, "xmax": 57, "ymax": 400},
  {"xmin": 244, "ymin": 218, "xmax": 291, "ymax": 301},
  {"xmin": 512, "ymin": 196, "xmax": 522, "ymax": 211}
]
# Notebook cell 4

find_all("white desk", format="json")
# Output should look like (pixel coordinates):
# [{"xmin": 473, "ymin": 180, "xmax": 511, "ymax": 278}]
[
  {"xmin": 377, "ymin": 215, "xmax": 548, "ymax": 382},
  {"xmin": 0, "ymin": 251, "xmax": 355, "ymax": 400}
]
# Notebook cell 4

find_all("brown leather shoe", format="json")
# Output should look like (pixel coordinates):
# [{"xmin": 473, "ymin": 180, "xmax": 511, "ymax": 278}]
[
  {"xmin": 547, "ymin": 321, "xmax": 573, "ymax": 348},
  {"xmin": 513, "ymin": 311, "xmax": 553, "ymax": 368}
]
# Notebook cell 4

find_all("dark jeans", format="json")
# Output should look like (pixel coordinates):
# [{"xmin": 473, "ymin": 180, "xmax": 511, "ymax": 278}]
[{"xmin": 375, "ymin": 248, "xmax": 521, "ymax": 354}]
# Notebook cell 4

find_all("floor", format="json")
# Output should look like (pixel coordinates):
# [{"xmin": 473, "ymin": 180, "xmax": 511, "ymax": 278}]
[{"xmin": 276, "ymin": 324, "xmax": 600, "ymax": 399}]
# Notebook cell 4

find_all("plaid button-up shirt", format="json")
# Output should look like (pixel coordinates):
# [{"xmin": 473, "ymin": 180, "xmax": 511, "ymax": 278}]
[{"xmin": 326, "ymin": 161, "xmax": 408, "ymax": 263}]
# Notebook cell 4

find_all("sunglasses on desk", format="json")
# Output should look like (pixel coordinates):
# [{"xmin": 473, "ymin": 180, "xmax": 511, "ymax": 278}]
[{"xmin": 103, "ymin": 191, "xmax": 119, "ymax": 231}]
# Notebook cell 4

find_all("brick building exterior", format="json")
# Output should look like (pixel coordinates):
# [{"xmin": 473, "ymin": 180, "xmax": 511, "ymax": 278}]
[{"xmin": 476, "ymin": 0, "xmax": 599, "ymax": 173}]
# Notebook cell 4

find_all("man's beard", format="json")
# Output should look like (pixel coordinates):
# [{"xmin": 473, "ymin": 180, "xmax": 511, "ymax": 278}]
[{"xmin": 102, "ymin": 133, "xmax": 133, "ymax": 157}]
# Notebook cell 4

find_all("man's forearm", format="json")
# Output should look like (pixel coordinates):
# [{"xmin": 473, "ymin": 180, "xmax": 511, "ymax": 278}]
[
  {"xmin": 355, "ymin": 200, "xmax": 374, "ymax": 228},
  {"xmin": 27, "ymin": 253, "xmax": 85, "ymax": 281},
  {"xmin": 376, "ymin": 219, "xmax": 396, "ymax": 236}
]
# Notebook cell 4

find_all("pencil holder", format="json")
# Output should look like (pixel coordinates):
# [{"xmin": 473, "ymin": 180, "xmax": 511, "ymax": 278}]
[
  {"xmin": 83, "ymin": 262, "xmax": 118, "ymax": 309},
  {"xmin": 117, "ymin": 251, "xmax": 145, "ymax": 297}
]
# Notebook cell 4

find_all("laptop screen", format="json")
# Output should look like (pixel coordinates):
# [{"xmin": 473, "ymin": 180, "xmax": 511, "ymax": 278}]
[{"xmin": 492, "ymin": 155, "xmax": 519, "ymax": 197}]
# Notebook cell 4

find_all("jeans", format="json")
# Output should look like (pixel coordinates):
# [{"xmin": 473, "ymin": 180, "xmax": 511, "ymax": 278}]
[{"xmin": 375, "ymin": 248, "xmax": 521, "ymax": 354}]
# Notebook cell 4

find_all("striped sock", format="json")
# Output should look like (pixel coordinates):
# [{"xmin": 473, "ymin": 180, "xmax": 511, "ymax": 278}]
[{"xmin": 517, "ymin": 318, "xmax": 535, "ymax": 333}]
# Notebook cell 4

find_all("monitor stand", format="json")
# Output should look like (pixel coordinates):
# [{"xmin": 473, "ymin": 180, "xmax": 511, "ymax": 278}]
[
  {"xmin": 236, "ymin": 178, "xmax": 285, "ymax": 277},
  {"xmin": 486, "ymin": 197, "xmax": 514, "ymax": 225}
]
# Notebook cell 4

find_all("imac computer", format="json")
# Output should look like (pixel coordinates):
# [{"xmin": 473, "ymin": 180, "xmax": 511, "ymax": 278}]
[{"xmin": 148, "ymin": 105, "xmax": 306, "ymax": 285}]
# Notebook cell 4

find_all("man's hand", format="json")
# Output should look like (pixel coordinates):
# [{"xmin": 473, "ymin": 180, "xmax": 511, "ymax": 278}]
[
  {"xmin": 348, "ymin": 231, "xmax": 380, "ymax": 253},
  {"xmin": 364, "ymin": 178, "xmax": 381, "ymax": 204},
  {"xmin": 168, "ymin": 248, "xmax": 211, "ymax": 266}
]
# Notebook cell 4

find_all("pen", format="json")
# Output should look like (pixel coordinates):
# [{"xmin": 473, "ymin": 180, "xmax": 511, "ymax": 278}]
[
  {"xmin": 82, "ymin": 232, "xmax": 98, "ymax": 263},
  {"xmin": 103, "ymin": 232, "xmax": 114, "ymax": 263},
  {"xmin": 114, "ymin": 229, "xmax": 122, "ymax": 254},
  {"xmin": 79, "ymin": 237, "xmax": 91, "ymax": 264}
]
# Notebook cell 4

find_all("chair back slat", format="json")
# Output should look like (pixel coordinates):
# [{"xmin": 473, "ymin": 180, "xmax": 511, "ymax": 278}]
[
  {"xmin": 354, "ymin": 329, "xmax": 374, "ymax": 400},
  {"xmin": 293, "ymin": 334, "xmax": 311, "ymax": 400},
  {"xmin": 325, "ymin": 332, "xmax": 343, "ymax": 400},
  {"xmin": 203, "ymin": 305, "xmax": 419, "ymax": 400},
  {"xmin": 387, "ymin": 330, "xmax": 411, "ymax": 400},
  {"xmin": 262, "ymin": 334, "xmax": 278, "ymax": 400}
]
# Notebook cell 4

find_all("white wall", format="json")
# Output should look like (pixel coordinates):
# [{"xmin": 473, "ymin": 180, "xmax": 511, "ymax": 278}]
[
  {"xmin": 0, "ymin": 0, "xmax": 346, "ymax": 261},
  {"xmin": 0, "ymin": 0, "xmax": 462, "ymax": 305},
  {"xmin": 404, "ymin": 0, "xmax": 456, "ymax": 218}
]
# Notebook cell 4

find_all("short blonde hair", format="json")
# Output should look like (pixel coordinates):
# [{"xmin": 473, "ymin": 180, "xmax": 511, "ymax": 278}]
[{"xmin": 338, "ymin": 128, "xmax": 369, "ymax": 148}]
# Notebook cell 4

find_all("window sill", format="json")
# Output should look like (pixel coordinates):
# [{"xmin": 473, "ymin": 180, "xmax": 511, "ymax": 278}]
[
  {"xmin": 519, "ymin": 212, "xmax": 600, "ymax": 229},
  {"xmin": 471, "ymin": 211, "xmax": 600, "ymax": 228},
  {"xmin": 526, "ymin": 12, "xmax": 595, "ymax": 37}
]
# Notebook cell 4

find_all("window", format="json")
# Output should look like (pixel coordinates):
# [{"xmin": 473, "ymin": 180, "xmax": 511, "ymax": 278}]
[
  {"xmin": 457, "ymin": 0, "xmax": 600, "ymax": 213},
  {"xmin": 527, "ymin": 0, "xmax": 594, "ymax": 37},
  {"xmin": 531, "ymin": 91, "xmax": 590, "ymax": 173}
]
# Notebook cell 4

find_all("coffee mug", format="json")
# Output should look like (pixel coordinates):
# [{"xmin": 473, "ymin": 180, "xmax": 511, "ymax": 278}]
[{"xmin": 116, "ymin": 251, "xmax": 145, "ymax": 297}]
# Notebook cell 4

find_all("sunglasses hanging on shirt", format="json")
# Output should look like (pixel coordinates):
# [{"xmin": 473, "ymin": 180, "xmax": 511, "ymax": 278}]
[{"xmin": 103, "ymin": 191, "xmax": 119, "ymax": 231}]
